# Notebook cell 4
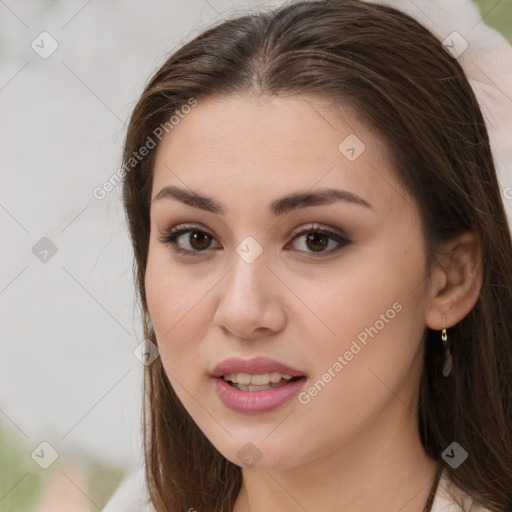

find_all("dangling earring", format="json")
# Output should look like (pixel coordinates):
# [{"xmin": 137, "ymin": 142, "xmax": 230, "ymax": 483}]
[{"xmin": 441, "ymin": 316, "xmax": 453, "ymax": 377}]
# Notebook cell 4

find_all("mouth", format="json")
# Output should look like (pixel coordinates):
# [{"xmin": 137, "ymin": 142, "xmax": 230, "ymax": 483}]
[
  {"xmin": 211, "ymin": 357, "xmax": 307, "ymax": 413},
  {"xmin": 220, "ymin": 372, "xmax": 303, "ymax": 392},
  {"xmin": 212, "ymin": 356, "xmax": 306, "ymax": 381}
]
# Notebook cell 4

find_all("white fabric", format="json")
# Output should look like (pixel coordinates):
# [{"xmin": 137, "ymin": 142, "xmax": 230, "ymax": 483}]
[
  {"xmin": 102, "ymin": 467, "xmax": 153, "ymax": 512},
  {"xmin": 101, "ymin": 467, "xmax": 490, "ymax": 511},
  {"xmin": 432, "ymin": 470, "xmax": 490, "ymax": 511},
  {"xmin": 103, "ymin": 1, "xmax": 510, "ymax": 510}
]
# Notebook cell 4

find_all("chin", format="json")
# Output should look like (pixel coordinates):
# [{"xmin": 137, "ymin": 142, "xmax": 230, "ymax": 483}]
[{"xmin": 206, "ymin": 431, "xmax": 317, "ymax": 471}]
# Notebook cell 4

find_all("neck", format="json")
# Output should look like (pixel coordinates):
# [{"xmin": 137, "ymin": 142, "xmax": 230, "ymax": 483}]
[{"xmin": 233, "ymin": 398, "xmax": 438, "ymax": 512}]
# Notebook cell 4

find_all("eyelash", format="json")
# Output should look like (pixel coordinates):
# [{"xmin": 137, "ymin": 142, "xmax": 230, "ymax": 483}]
[{"xmin": 157, "ymin": 223, "xmax": 351, "ymax": 257}]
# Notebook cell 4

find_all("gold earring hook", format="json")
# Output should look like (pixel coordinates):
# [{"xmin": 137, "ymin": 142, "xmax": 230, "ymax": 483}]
[{"xmin": 441, "ymin": 313, "xmax": 447, "ymax": 342}]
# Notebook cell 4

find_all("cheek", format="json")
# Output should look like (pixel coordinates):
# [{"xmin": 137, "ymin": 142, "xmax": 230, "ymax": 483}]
[
  {"xmin": 288, "ymin": 235, "xmax": 426, "ymax": 350},
  {"xmin": 145, "ymin": 260, "xmax": 216, "ymax": 419},
  {"xmin": 145, "ymin": 249, "xmax": 212, "ymax": 365},
  {"xmin": 290, "ymin": 236, "xmax": 428, "ymax": 404}
]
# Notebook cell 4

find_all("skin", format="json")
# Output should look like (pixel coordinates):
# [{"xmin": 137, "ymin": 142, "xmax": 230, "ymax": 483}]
[{"xmin": 145, "ymin": 94, "xmax": 482, "ymax": 511}]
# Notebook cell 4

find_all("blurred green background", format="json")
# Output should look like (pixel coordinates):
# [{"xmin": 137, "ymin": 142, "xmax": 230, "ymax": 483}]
[
  {"xmin": 474, "ymin": 0, "xmax": 512, "ymax": 42},
  {"xmin": 0, "ymin": 1, "xmax": 510, "ymax": 511},
  {"xmin": 0, "ymin": 421, "xmax": 128, "ymax": 512}
]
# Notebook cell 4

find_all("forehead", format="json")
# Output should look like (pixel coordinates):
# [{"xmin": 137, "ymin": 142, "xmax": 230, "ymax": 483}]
[{"xmin": 151, "ymin": 94, "xmax": 402, "ymax": 215}]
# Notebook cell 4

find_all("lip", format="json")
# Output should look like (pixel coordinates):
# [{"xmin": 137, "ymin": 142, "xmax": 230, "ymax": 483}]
[
  {"xmin": 211, "ymin": 357, "xmax": 307, "ymax": 414},
  {"xmin": 213, "ymin": 377, "xmax": 306, "ymax": 414},
  {"xmin": 211, "ymin": 357, "xmax": 306, "ymax": 378}
]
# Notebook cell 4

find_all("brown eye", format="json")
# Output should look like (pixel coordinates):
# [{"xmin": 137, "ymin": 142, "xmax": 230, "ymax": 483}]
[
  {"xmin": 158, "ymin": 226, "xmax": 221, "ymax": 255},
  {"xmin": 188, "ymin": 231, "xmax": 212, "ymax": 250},
  {"xmin": 305, "ymin": 232, "xmax": 329, "ymax": 252},
  {"xmin": 158, "ymin": 224, "xmax": 349, "ymax": 257},
  {"xmin": 288, "ymin": 226, "xmax": 350, "ymax": 255}
]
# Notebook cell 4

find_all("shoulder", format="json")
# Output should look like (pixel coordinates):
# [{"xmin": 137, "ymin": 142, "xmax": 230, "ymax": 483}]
[
  {"xmin": 431, "ymin": 469, "xmax": 492, "ymax": 512},
  {"xmin": 101, "ymin": 466, "xmax": 156, "ymax": 512}
]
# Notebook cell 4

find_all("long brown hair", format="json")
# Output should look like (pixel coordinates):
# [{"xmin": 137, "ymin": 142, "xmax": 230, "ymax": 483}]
[{"xmin": 121, "ymin": 1, "xmax": 512, "ymax": 510}]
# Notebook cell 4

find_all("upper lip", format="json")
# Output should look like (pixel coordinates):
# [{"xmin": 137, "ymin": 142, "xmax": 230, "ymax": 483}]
[{"xmin": 211, "ymin": 357, "xmax": 306, "ymax": 378}]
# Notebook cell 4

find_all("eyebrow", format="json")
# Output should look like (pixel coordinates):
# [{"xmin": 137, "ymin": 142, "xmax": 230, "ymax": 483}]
[{"xmin": 153, "ymin": 185, "xmax": 373, "ymax": 216}]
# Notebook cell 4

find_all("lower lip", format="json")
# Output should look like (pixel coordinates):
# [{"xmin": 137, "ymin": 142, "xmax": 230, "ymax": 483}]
[{"xmin": 213, "ymin": 377, "xmax": 306, "ymax": 414}]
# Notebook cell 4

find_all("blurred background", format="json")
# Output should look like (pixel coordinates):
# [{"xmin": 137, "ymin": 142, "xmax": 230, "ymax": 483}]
[{"xmin": 0, "ymin": 0, "xmax": 510, "ymax": 511}]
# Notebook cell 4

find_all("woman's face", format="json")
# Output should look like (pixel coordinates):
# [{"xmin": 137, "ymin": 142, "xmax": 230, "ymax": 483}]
[{"xmin": 145, "ymin": 94, "xmax": 432, "ymax": 469}]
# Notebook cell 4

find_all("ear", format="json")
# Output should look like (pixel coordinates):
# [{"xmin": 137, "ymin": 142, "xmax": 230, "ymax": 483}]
[{"xmin": 425, "ymin": 231, "xmax": 483, "ymax": 330}]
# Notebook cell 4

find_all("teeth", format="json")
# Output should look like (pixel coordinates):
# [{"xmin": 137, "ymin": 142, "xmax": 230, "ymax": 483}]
[
  {"xmin": 223, "ymin": 372, "xmax": 294, "ymax": 385},
  {"xmin": 238, "ymin": 383, "xmax": 273, "ymax": 391}
]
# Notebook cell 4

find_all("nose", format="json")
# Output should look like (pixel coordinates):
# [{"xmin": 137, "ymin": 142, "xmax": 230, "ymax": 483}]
[{"xmin": 213, "ymin": 248, "xmax": 287, "ymax": 341}]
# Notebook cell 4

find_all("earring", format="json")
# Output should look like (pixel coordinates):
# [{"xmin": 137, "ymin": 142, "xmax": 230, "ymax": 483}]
[{"xmin": 441, "ymin": 318, "xmax": 453, "ymax": 377}]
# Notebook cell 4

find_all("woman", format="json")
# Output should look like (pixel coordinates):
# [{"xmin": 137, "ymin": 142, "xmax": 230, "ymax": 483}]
[{"xmin": 107, "ymin": 0, "xmax": 512, "ymax": 510}]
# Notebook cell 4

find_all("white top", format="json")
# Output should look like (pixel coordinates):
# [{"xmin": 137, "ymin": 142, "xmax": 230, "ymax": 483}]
[
  {"xmin": 433, "ymin": 470, "xmax": 491, "ymax": 511},
  {"xmin": 101, "ymin": 466, "xmax": 491, "ymax": 512},
  {"xmin": 101, "ymin": 467, "xmax": 153, "ymax": 512}
]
